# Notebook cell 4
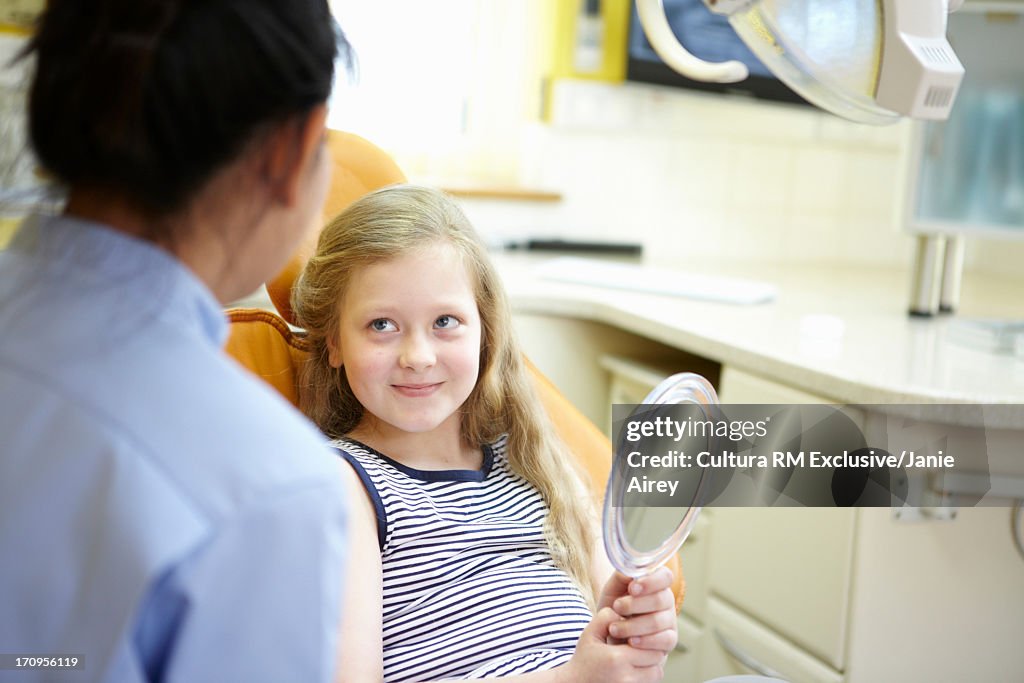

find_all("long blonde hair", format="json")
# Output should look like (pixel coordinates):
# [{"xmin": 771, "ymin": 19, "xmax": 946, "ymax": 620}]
[{"xmin": 293, "ymin": 185, "xmax": 596, "ymax": 604}]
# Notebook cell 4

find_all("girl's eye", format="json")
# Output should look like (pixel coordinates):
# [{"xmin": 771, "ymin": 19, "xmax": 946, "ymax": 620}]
[
  {"xmin": 370, "ymin": 319, "xmax": 396, "ymax": 332},
  {"xmin": 434, "ymin": 315, "xmax": 460, "ymax": 330}
]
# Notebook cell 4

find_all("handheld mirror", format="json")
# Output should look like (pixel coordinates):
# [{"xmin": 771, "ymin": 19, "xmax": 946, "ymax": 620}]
[{"xmin": 603, "ymin": 372, "xmax": 719, "ymax": 577}]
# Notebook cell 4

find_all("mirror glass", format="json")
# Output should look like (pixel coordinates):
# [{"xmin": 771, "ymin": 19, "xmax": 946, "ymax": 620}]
[{"xmin": 603, "ymin": 372, "xmax": 719, "ymax": 577}]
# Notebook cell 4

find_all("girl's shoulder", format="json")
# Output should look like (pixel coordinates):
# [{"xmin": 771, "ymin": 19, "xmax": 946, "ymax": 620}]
[{"xmin": 330, "ymin": 436, "xmax": 386, "ymax": 470}]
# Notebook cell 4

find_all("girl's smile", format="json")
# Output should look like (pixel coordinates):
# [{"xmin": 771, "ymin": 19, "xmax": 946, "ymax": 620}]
[{"xmin": 391, "ymin": 382, "xmax": 443, "ymax": 397}]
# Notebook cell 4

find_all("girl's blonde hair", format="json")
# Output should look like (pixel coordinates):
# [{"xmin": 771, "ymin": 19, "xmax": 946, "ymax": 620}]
[{"xmin": 293, "ymin": 184, "xmax": 597, "ymax": 604}]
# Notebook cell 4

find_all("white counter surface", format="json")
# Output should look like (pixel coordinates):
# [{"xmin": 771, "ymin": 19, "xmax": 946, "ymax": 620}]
[{"xmin": 495, "ymin": 254, "xmax": 1024, "ymax": 413}]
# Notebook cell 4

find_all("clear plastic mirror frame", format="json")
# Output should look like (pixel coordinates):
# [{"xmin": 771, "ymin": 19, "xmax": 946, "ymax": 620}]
[{"xmin": 603, "ymin": 372, "xmax": 720, "ymax": 577}]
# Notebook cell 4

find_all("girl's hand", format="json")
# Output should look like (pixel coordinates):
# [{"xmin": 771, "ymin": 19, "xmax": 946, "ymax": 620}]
[
  {"xmin": 599, "ymin": 567, "xmax": 679, "ymax": 657},
  {"xmin": 562, "ymin": 607, "xmax": 666, "ymax": 683}
]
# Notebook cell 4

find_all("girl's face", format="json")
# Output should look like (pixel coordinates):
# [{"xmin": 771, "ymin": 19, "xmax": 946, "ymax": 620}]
[{"xmin": 329, "ymin": 242, "xmax": 482, "ymax": 442}]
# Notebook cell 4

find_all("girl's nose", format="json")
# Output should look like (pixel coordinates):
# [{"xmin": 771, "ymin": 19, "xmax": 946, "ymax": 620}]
[{"xmin": 399, "ymin": 333, "xmax": 436, "ymax": 371}]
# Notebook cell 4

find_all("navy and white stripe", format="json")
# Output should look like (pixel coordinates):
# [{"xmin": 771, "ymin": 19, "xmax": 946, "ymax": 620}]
[{"xmin": 335, "ymin": 435, "xmax": 592, "ymax": 683}]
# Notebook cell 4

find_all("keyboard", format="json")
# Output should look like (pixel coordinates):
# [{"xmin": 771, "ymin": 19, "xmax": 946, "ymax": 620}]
[{"xmin": 533, "ymin": 257, "xmax": 777, "ymax": 305}]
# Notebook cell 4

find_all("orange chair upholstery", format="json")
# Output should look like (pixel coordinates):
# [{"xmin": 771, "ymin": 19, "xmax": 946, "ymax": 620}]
[
  {"xmin": 224, "ymin": 308, "xmax": 309, "ymax": 407},
  {"xmin": 224, "ymin": 130, "xmax": 684, "ymax": 610}
]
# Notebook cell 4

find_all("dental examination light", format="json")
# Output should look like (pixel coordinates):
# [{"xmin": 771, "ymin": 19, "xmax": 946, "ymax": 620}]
[{"xmin": 637, "ymin": 0, "xmax": 966, "ymax": 124}]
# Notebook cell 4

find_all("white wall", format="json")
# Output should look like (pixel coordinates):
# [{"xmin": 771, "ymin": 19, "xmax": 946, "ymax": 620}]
[
  {"xmin": 325, "ymin": 0, "xmax": 1024, "ymax": 284},
  {"xmin": 430, "ymin": 80, "xmax": 1024, "ymax": 281}
]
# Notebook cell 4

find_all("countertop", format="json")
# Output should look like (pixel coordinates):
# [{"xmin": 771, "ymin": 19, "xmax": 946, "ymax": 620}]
[
  {"xmin": 230, "ymin": 252, "xmax": 1024, "ymax": 425},
  {"xmin": 493, "ymin": 253, "xmax": 1024, "ymax": 414}
]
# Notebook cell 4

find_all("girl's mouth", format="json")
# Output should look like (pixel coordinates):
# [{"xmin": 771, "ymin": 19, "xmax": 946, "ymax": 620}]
[{"xmin": 392, "ymin": 382, "xmax": 442, "ymax": 397}]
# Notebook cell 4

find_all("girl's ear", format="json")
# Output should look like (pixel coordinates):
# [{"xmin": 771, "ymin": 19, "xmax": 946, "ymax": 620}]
[{"xmin": 326, "ymin": 333, "xmax": 343, "ymax": 369}]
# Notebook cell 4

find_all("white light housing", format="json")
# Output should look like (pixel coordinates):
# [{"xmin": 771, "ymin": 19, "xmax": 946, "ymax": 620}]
[
  {"xmin": 875, "ymin": 0, "xmax": 965, "ymax": 119},
  {"xmin": 635, "ymin": 0, "xmax": 966, "ymax": 123},
  {"xmin": 635, "ymin": 0, "xmax": 749, "ymax": 82}
]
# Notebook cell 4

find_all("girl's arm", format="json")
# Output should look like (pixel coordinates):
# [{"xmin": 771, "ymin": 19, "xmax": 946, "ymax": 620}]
[
  {"xmin": 334, "ymin": 461, "xmax": 385, "ymax": 683},
  {"xmin": 413, "ymin": 609, "xmax": 667, "ymax": 683}
]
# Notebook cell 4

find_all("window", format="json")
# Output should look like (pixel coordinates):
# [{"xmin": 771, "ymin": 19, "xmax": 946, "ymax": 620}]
[{"xmin": 328, "ymin": 0, "xmax": 545, "ymax": 184}]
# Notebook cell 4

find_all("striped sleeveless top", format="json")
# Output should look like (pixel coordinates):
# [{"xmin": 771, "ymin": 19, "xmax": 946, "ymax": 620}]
[{"xmin": 334, "ymin": 435, "xmax": 593, "ymax": 682}]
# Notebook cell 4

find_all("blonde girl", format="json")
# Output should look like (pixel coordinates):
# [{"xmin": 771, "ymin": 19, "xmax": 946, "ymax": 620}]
[{"xmin": 294, "ymin": 185, "xmax": 677, "ymax": 683}]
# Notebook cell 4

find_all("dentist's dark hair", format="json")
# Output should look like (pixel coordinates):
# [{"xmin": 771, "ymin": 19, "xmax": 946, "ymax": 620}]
[{"xmin": 23, "ymin": 0, "xmax": 350, "ymax": 217}]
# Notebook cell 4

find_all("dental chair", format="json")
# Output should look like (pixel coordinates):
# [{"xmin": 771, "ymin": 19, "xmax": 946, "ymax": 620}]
[{"xmin": 224, "ymin": 130, "xmax": 685, "ymax": 610}]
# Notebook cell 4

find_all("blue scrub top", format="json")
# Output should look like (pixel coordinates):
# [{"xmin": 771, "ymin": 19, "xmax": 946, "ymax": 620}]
[{"xmin": 0, "ymin": 215, "xmax": 349, "ymax": 682}]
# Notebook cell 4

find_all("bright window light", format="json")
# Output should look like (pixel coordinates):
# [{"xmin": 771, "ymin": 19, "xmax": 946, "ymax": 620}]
[{"xmin": 328, "ymin": 1, "xmax": 477, "ymax": 154}]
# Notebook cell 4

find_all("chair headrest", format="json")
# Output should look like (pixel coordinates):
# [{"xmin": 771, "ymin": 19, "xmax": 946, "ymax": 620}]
[{"xmin": 267, "ymin": 130, "xmax": 406, "ymax": 326}]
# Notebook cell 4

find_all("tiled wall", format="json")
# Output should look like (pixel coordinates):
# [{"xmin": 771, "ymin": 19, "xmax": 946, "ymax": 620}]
[{"xmin": 429, "ymin": 80, "xmax": 1024, "ymax": 280}]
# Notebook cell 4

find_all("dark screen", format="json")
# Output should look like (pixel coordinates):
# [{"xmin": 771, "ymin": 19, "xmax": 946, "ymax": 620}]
[{"xmin": 627, "ymin": 0, "xmax": 810, "ymax": 107}]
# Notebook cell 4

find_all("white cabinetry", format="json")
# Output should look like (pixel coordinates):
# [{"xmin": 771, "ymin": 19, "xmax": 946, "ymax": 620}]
[
  {"xmin": 687, "ymin": 366, "xmax": 851, "ymax": 682},
  {"xmin": 712, "ymin": 367, "xmax": 855, "ymax": 674},
  {"xmin": 707, "ymin": 507, "xmax": 856, "ymax": 672},
  {"xmin": 596, "ymin": 359, "xmax": 853, "ymax": 680},
  {"xmin": 517, "ymin": 310, "xmax": 1024, "ymax": 682},
  {"xmin": 605, "ymin": 362, "xmax": 1024, "ymax": 682},
  {"xmin": 700, "ymin": 598, "xmax": 844, "ymax": 683},
  {"xmin": 715, "ymin": 368, "xmax": 1024, "ymax": 682},
  {"xmin": 505, "ymin": 250, "xmax": 1024, "ymax": 682}
]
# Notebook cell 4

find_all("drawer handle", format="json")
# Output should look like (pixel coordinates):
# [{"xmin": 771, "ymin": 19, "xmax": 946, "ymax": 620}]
[{"xmin": 713, "ymin": 627, "xmax": 789, "ymax": 681}]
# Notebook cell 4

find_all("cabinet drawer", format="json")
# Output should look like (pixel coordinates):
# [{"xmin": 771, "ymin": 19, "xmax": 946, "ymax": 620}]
[
  {"xmin": 700, "ymin": 597, "xmax": 844, "ymax": 683},
  {"xmin": 600, "ymin": 353, "xmax": 719, "ymax": 433},
  {"xmin": 707, "ymin": 508, "xmax": 855, "ymax": 669},
  {"xmin": 718, "ymin": 366, "xmax": 836, "ymax": 404},
  {"xmin": 601, "ymin": 354, "xmax": 677, "ymax": 405}
]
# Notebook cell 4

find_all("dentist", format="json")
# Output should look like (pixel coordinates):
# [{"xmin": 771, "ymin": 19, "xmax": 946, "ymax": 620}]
[{"xmin": 0, "ymin": 1, "xmax": 356, "ymax": 680}]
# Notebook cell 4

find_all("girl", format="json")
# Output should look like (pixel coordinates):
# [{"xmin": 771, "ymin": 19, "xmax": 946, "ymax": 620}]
[{"xmin": 294, "ymin": 185, "xmax": 678, "ymax": 682}]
